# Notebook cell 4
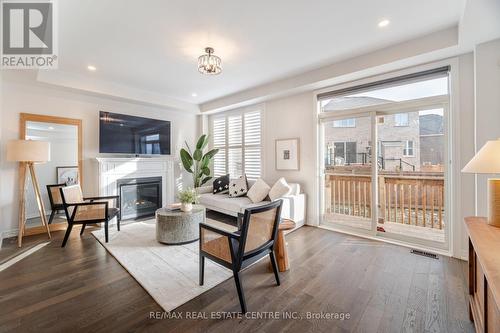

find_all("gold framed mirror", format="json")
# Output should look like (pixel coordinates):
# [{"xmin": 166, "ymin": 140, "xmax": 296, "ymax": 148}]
[{"xmin": 18, "ymin": 113, "xmax": 83, "ymax": 243}]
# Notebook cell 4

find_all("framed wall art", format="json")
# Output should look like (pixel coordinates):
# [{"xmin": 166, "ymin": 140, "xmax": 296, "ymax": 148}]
[{"xmin": 275, "ymin": 138, "xmax": 300, "ymax": 170}]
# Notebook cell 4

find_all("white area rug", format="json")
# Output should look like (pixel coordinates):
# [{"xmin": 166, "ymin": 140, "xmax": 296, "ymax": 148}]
[{"xmin": 92, "ymin": 219, "xmax": 234, "ymax": 312}]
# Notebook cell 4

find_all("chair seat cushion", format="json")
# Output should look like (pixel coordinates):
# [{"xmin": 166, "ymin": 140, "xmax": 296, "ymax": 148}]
[{"xmin": 108, "ymin": 207, "xmax": 120, "ymax": 218}]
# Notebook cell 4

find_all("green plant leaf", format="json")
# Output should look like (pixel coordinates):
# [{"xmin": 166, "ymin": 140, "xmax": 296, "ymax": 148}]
[
  {"xmin": 180, "ymin": 148, "xmax": 193, "ymax": 173},
  {"xmin": 195, "ymin": 135, "xmax": 208, "ymax": 150},
  {"xmin": 200, "ymin": 176, "xmax": 212, "ymax": 185},
  {"xmin": 203, "ymin": 148, "xmax": 219, "ymax": 160},
  {"xmin": 201, "ymin": 155, "xmax": 210, "ymax": 168},
  {"xmin": 186, "ymin": 141, "xmax": 193, "ymax": 155},
  {"xmin": 202, "ymin": 167, "xmax": 210, "ymax": 176},
  {"xmin": 193, "ymin": 149, "xmax": 203, "ymax": 161}
]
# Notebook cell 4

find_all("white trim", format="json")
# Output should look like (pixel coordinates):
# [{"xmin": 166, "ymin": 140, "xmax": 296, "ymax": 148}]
[{"xmin": 370, "ymin": 111, "xmax": 378, "ymax": 235}]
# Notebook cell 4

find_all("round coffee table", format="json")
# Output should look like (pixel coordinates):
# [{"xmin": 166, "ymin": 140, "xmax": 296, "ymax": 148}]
[{"xmin": 155, "ymin": 205, "xmax": 205, "ymax": 245}]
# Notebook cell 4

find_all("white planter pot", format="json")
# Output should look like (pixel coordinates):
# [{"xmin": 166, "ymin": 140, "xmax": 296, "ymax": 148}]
[{"xmin": 181, "ymin": 202, "xmax": 193, "ymax": 212}]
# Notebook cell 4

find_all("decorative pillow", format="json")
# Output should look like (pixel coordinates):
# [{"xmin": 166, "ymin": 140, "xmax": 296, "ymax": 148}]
[
  {"xmin": 247, "ymin": 178, "xmax": 271, "ymax": 203},
  {"xmin": 269, "ymin": 177, "xmax": 292, "ymax": 201},
  {"xmin": 213, "ymin": 174, "xmax": 230, "ymax": 194},
  {"xmin": 229, "ymin": 175, "xmax": 248, "ymax": 198}
]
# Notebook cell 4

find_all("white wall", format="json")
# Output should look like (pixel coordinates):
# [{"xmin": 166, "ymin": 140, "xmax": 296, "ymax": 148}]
[
  {"xmin": 474, "ymin": 38, "xmax": 500, "ymax": 216},
  {"xmin": 0, "ymin": 76, "xmax": 197, "ymax": 238},
  {"xmin": 263, "ymin": 92, "xmax": 316, "ymax": 223},
  {"xmin": 456, "ymin": 53, "xmax": 476, "ymax": 259}
]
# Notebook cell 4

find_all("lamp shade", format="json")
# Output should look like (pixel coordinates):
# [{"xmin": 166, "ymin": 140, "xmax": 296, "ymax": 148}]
[
  {"xmin": 6, "ymin": 140, "xmax": 50, "ymax": 163},
  {"xmin": 462, "ymin": 139, "xmax": 500, "ymax": 174}
]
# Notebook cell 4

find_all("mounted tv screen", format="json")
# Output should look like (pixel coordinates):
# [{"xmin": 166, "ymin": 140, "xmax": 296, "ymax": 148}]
[{"xmin": 99, "ymin": 111, "xmax": 171, "ymax": 155}]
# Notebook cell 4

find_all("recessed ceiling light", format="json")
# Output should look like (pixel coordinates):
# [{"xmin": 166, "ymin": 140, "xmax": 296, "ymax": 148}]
[
  {"xmin": 87, "ymin": 65, "xmax": 97, "ymax": 71},
  {"xmin": 48, "ymin": 126, "xmax": 54, "ymax": 130},
  {"xmin": 378, "ymin": 19, "xmax": 390, "ymax": 28},
  {"xmin": 191, "ymin": 93, "xmax": 197, "ymax": 97}
]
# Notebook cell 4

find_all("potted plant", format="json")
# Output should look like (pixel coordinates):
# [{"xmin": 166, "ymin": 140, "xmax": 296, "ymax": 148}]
[
  {"xmin": 178, "ymin": 188, "xmax": 199, "ymax": 212},
  {"xmin": 180, "ymin": 134, "xmax": 219, "ymax": 188}
]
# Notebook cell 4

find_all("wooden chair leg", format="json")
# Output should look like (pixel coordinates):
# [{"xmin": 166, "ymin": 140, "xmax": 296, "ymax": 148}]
[
  {"xmin": 48, "ymin": 210, "xmax": 55, "ymax": 225},
  {"xmin": 80, "ymin": 223, "xmax": 86, "ymax": 235},
  {"xmin": 199, "ymin": 255, "xmax": 205, "ymax": 286},
  {"xmin": 61, "ymin": 223, "xmax": 73, "ymax": 247},
  {"xmin": 269, "ymin": 251, "xmax": 281, "ymax": 286},
  {"xmin": 117, "ymin": 215, "xmax": 120, "ymax": 231},
  {"xmin": 105, "ymin": 220, "xmax": 109, "ymax": 243},
  {"xmin": 233, "ymin": 271, "xmax": 247, "ymax": 313}
]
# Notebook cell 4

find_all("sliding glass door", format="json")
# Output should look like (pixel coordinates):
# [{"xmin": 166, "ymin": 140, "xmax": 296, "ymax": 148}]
[
  {"xmin": 376, "ymin": 109, "xmax": 446, "ymax": 244},
  {"xmin": 321, "ymin": 115, "xmax": 374, "ymax": 232},
  {"xmin": 318, "ymin": 70, "xmax": 450, "ymax": 249}
]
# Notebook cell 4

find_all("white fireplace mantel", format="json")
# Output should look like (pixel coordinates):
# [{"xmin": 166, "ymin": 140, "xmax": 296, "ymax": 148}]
[{"xmin": 96, "ymin": 157, "xmax": 175, "ymax": 206}]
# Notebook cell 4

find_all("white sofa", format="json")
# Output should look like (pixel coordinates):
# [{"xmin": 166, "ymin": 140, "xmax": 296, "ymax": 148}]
[{"xmin": 197, "ymin": 179, "xmax": 306, "ymax": 228}]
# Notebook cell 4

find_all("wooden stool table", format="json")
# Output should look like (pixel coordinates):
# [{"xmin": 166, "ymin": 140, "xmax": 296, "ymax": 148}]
[{"xmin": 272, "ymin": 219, "xmax": 296, "ymax": 272}]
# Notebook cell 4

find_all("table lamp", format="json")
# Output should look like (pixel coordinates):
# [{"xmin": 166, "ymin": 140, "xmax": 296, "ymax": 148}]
[
  {"xmin": 7, "ymin": 140, "xmax": 52, "ymax": 247},
  {"xmin": 462, "ymin": 139, "xmax": 500, "ymax": 227}
]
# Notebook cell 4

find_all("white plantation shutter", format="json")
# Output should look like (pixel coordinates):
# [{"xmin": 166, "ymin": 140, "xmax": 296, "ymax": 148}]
[
  {"xmin": 244, "ymin": 111, "xmax": 261, "ymax": 180},
  {"xmin": 210, "ymin": 109, "xmax": 262, "ymax": 181},
  {"xmin": 212, "ymin": 117, "xmax": 226, "ymax": 177},
  {"xmin": 228, "ymin": 148, "xmax": 243, "ymax": 178},
  {"xmin": 228, "ymin": 115, "xmax": 242, "ymax": 146}
]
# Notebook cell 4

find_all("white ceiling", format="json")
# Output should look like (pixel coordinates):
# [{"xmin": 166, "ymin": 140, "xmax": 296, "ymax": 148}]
[{"xmin": 56, "ymin": 0, "xmax": 465, "ymax": 105}]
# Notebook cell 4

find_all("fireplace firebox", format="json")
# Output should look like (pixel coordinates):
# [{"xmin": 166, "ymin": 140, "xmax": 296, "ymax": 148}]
[{"xmin": 117, "ymin": 177, "xmax": 162, "ymax": 220}]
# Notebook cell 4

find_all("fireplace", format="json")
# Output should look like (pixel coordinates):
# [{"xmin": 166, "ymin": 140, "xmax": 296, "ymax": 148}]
[{"xmin": 117, "ymin": 177, "xmax": 162, "ymax": 220}]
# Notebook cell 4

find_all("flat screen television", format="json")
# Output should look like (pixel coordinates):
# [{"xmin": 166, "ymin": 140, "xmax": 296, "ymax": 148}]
[{"xmin": 99, "ymin": 111, "xmax": 171, "ymax": 155}]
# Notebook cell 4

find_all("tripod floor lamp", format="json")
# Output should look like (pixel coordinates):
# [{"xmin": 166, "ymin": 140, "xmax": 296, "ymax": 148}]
[{"xmin": 7, "ymin": 140, "xmax": 52, "ymax": 247}]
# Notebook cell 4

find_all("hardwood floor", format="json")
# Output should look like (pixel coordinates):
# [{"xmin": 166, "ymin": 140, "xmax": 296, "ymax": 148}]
[{"xmin": 0, "ymin": 222, "xmax": 474, "ymax": 333}]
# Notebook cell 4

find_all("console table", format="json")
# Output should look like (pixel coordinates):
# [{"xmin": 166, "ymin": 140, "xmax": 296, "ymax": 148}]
[{"xmin": 465, "ymin": 216, "xmax": 500, "ymax": 332}]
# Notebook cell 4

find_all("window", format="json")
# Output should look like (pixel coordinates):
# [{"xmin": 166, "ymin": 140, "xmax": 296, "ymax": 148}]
[
  {"xmin": 394, "ymin": 113, "xmax": 409, "ymax": 126},
  {"xmin": 141, "ymin": 133, "xmax": 160, "ymax": 154},
  {"xmin": 403, "ymin": 140, "xmax": 414, "ymax": 156},
  {"xmin": 333, "ymin": 141, "xmax": 357, "ymax": 164},
  {"xmin": 211, "ymin": 110, "xmax": 262, "ymax": 180},
  {"xmin": 333, "ymin": 118, "xmax": 355, "ymax": 128}
]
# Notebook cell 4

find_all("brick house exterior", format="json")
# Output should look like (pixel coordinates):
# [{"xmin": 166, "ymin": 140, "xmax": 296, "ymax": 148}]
[{"xmin": 322, "ymin": 97, "xmax": 428, "ymax": 172}]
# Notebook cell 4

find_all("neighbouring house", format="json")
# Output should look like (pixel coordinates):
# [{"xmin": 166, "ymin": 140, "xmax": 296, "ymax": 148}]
[{"xmin": 323, "ymin": 96, "xmax": 444, "ymax": 172}]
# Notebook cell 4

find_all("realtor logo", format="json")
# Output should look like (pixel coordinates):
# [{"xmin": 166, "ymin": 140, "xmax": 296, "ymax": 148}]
[{"xmin": 1, "ymin": 0, "xmax": 58, "ymax": 69}]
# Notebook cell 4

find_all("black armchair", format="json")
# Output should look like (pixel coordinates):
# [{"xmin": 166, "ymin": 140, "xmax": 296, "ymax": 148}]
[
  {"xmin": 199, "ymin": 200, "xmax": 283, "ymax": 313},
  {"xmin": 46, "ymin": 183, "xmax": 66, "ymax": 224},
  {"xmin": 59, "ymin": 185, "xmax": 120, "ymax": 247}
]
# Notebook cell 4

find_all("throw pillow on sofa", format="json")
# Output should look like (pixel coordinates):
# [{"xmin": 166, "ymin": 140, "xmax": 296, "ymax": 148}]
[
  {"xmin": 213, "ymin": 174, "xmax": 230, "ymax": 194},
  {"xmin": 269, "ymin": 177, "xmax": 292, "ymax": 201},
  {"xmin": 229, "ymin": 175, "xmax": 248, "ymax": 198},
  {"xmin": 247, "ymin": 178, "xmax": 271, "ymax": 203}
]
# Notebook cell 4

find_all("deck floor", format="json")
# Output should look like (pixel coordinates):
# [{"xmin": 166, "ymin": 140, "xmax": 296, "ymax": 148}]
[{"xmin": 323, "ymin": 213, "xmax": 445, "ymax": 243}]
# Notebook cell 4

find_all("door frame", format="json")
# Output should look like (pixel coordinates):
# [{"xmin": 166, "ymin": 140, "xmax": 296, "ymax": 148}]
[{"xmin": 318, "ymin": 95, "xmax": 450, "ymax": 250}]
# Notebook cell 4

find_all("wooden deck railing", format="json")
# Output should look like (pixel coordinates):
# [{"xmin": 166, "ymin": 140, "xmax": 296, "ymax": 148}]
[{"xmin": 324, "ymin": 172, "xmax": 444, "ymax": 229}]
